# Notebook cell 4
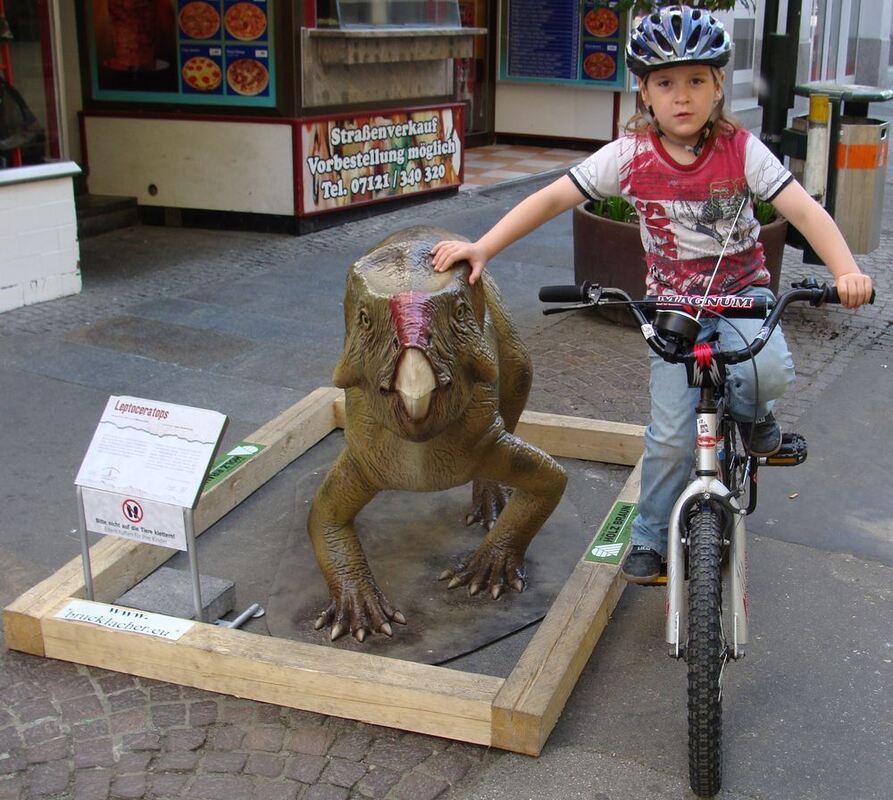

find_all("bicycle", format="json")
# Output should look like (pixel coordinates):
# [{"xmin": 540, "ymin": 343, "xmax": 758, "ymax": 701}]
[{"xmin": 537, "ymin": 278, "xmax": 874, "ymax": 797}]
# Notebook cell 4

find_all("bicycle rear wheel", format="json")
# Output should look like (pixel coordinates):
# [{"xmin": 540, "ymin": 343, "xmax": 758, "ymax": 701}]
[{"xmin": 687, "ymin": 504, "xmax": 725, "ymax": 797}]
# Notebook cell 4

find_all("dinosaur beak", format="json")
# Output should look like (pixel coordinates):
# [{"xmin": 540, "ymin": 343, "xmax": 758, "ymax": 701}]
[{"xmin": 393, "ymin": 348, "xmax": 436, "ymax": 421}]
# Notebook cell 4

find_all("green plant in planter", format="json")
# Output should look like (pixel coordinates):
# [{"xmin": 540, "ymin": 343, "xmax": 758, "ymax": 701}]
[
  {"xmin": 586, "ymin": 196, "xmax": 638, "ymax": 224},
  {"xmin": 753, "ymin": 198, "xmax": 777, "ymax": 225}
]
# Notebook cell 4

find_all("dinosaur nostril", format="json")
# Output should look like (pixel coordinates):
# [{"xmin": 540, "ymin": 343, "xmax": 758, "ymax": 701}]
[{"xmin": 392, "ymin": 337, "xmax": 400, "ymax": 352}]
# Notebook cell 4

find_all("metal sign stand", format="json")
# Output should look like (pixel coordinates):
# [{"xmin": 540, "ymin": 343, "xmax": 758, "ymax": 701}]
[{"xmin": 76, "ymin": 486, "xmax": 95, "ymax": 602}]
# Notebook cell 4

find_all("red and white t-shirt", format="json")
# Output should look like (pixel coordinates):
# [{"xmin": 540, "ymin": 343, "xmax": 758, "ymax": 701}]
[{"xmin": 568, "ymin": 128, "xmax": 793, "ymax": 296}]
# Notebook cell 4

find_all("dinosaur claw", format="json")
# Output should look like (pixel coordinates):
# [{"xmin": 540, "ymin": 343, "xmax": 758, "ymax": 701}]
[
  {"xmin": 465, "ymin": 513, "xmax": 478, "ymax": 527},
  {"xmin": 510, "ymin": 578, "xmax": 525, "ymax": 593},
  {"xmin": 438, "ymin": 569, "xmax": 452, "ymax": 581},
  {"xmin": 355, "ymin": 628, "xmax": 367, "ymax": 643},
  {"xmin": 380, "ymin": 622, "xmax": 393, "ymax": 637},
  {"xmin": 393, "ymin": 610, "xmax": 406, "ymax": 625},
  {"xmin": 331, "ymin": 622, "xmax": 348, "ymax": 641},
  {"xmin": 491, "ymin": 584, "xmax": 503, "ymax": 600},
  {"xmin": 468, "ymin": 582, "xmax": 480, "ymax": 596},
  {"xmin": 313, "ymin": 615, "xmax": 326, "ymax": 631},
  {"xmin": 447, "ymin": 576, "xmax": 462, "ymax": 590}
]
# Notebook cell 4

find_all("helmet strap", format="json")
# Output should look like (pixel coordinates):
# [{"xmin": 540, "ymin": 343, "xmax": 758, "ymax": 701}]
[{"xmin": 647, "ymin": 104, "xmax": 718, "ymax": 158}]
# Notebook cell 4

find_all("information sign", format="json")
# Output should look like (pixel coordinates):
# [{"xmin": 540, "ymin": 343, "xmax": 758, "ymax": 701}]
[
  {"xmin": 81, "ymin": 488, "xmax": 189, "ymax": 550},
  {"xmin": 299, "ymin": 104, "xmax": 464, "ymax": 215},
  {"xmin": 76, "ymin": 396, "xmax": 227, "ymax": 509},
  {"xmin": 501, "ymin": 0, "xmax": 627, "ymax": 90},
  {"xmin": 56, "ymin": 599, "xmax": 194, "ymax": 641}
]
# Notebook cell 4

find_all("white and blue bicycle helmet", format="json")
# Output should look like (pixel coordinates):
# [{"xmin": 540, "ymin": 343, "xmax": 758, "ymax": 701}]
[{"xmin": 626, "ymin": 5, "xmax": 731, "ymax": 78}]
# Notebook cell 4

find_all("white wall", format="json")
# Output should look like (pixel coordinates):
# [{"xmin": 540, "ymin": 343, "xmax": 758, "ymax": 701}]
[{"xmin": 0, "ymin": 164, "xmax": 82, "ymax": 313}]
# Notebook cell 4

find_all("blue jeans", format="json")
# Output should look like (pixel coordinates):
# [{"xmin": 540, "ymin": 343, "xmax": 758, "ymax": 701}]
[{"xmin": 630, "ymin": 287, "xmax": 795, "ymax": 557}]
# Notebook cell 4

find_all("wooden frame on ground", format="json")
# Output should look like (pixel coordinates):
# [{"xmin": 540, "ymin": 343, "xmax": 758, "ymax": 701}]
[{"xmin": 3, "ymin": 387, "xmax": 644, "ymax": 756}]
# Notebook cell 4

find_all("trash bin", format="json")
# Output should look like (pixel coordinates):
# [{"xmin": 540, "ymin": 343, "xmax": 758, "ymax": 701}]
[{"xmin": 790, "ymin": 82, "xmax": 893, "ymax": 255}]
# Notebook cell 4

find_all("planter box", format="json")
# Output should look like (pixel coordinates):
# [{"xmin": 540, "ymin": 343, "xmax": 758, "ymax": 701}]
[{"xmin": 573, "ymin": 203, "xmax": 789, "ymax": 324}]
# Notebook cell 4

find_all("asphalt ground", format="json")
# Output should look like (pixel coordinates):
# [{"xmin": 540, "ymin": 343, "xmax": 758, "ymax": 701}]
[{"xmin": 1, "ymin": 123, "xmax": 892, "ymax": 799}]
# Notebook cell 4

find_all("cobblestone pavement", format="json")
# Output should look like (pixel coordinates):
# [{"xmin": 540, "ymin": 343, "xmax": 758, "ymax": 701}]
[{"xmin": 1, "ymin": 169, "xmax": 891, "ymax": 800}]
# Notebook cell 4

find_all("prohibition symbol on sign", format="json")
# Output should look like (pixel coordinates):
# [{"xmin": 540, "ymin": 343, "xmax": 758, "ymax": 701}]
[{"xmin": 122, "ymin": 499, "xmax": 144, "ymax": 523}]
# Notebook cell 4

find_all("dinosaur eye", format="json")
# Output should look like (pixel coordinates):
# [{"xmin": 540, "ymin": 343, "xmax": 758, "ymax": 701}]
[
  {"xmin": 359, "ymin": 309, "xmax": 371, "ymax": 329},
  {"xmin": 454, "ymin": 301, "xmax": 470, "ymax": 322}
]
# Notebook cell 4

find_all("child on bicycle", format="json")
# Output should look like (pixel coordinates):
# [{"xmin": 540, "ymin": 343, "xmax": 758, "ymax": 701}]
[{"xmin": 431, "ymin": 5, "xmax": 873, "ymax": 585}]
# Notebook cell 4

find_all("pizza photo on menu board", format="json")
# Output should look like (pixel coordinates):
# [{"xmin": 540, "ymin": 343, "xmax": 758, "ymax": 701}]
[
  {"xmin": 583, "ymin": 7, "xmax": 620, "ymax": 38},
  {"xmin": 583, "ymin": 51, "xmax": 617, "ymax": 80},
  {"xmin": 182, "ymin": 55, "xmax": 223, "ymax": 91},
  {"xmin": 225, "ymin": 2, "xmax": 267, "ymax": 40},
  {"xmin": 227, "ymin": 58, "xmax": 269, "ymax": 95},
  {"xmin": 179, "ymin": 1, "xmax": 221, "ymax": 40}
]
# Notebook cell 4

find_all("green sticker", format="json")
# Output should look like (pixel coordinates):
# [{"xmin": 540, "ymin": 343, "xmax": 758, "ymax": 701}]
[
  {"xmin": 584, "ymin": 501, "xmax": 638, "ymax": 564},
  {"xmin": 202, "ymin": 442, "xmax": 266, "ymax": 493}
]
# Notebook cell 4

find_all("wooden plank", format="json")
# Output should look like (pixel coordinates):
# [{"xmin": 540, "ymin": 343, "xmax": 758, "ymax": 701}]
[
  {"xmin": 41, "ymin": 603, "xmax": 501, "ymax": 746},
  {"xmin": 491, "ymin": 459, "xmax": 642, "ymax": 754},
  {"xmin": 515, "ymin": 411, "xmax": 645, "ymax": 466},
  {"xmin": 3, "ymin": 387, "xmax": 342, "ymax": 656}
]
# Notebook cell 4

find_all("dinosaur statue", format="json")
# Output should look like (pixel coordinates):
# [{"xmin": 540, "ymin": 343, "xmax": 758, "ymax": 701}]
[{"xmin": 308, "ymin": 225, "xmax": 567, "ymax": 642}]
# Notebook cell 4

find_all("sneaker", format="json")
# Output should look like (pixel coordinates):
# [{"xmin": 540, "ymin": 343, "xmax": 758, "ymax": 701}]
[
  {"xmin": 739, "ymin": 412, "xmax": 782, "ymax": 456},
  {"xmin": 621, "ymin": 545, "xmax": 662, "ymax": 584}
]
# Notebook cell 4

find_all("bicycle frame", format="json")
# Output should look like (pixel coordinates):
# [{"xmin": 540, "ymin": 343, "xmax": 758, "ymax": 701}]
[{"xmin": 666, "ymin": 389, "xmax": 748, "ymax": 661}]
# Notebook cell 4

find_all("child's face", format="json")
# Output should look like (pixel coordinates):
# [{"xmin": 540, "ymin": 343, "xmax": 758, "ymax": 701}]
[{"xmin": 640, "ymin": 64, "xmax": 723, "ymax": 146}]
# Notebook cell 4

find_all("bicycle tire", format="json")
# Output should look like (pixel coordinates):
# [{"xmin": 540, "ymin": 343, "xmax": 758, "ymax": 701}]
[{"xmin": 687, "ymin": 504, "xmax": 724, "ymax": 797}]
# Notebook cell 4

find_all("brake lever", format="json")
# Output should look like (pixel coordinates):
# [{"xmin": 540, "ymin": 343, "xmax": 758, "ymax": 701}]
[{"xmin": 543, "ymin": 303, "xmax": 593, "ymax": 316}]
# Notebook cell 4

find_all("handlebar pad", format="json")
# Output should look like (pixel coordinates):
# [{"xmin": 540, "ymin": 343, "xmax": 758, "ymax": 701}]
[{"xmin": 538, "ymin": 284, "xmax": 589, "ymax": 303}]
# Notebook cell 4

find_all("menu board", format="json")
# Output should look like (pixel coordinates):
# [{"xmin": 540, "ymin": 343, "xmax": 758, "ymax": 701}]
[
  {"xmin": 500, "ymin": 0, "xmax": 626, "ymax": 90},
  {"xmin": 87, "ymin": 0, "xmax": 275, "ymax": 107}
]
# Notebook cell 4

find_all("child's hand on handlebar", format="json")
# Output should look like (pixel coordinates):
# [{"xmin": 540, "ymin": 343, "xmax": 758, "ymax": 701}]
[
  {"xmin": 835, "ymin": 272, "xmax": 874, "ymax": 308},
  {"xmin": 431, "ymin": 240, "xmax": 488, "ymax": 284}
]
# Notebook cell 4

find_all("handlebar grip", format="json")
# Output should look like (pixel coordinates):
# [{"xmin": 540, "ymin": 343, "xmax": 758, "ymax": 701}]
[
  {"xmin": 538, "ymin": 284, "xmax": 589, "ymax": 303},
  {"xmin": 820, "ymin": 286, "xmax": 876, "ymax": 305}
]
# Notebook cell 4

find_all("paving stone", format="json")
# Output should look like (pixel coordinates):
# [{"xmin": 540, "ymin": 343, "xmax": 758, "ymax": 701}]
[
  {"xmin": 25, "ymin": 737, "xmax": 71, "ymax": 764},
  {"xmin": 0, "ymin": 750, "xmax": 27, "ymax": 776},
  {"xmin": 59, "ymin": 695, "xmax": 105, "ymax": 725},
  {"xmin": 109, "ymin": 773, "xmax": 146, "ymax": 799},
  {"xmin": 208, "ymin": 725, "xmax": 246, "ymax": 751},
  {"xmin": 0, "ymin": 727, "xmax": 24, "ymax": 753},
  {"xmin": 219, "ymin": 700, "xmax": 256, "ymax": 724},
  {"xmin": 166, "ymin": 728, "xmax": 207, "ymax": 751},
  {"xmin": 286, "ymin": 727, "xmax": 334, "ymax": 756},
  {"xmin": 74, "ymin": 768, "xmax": 113, "ymax": 800},
  {"xmin": 108, "ymin": 709, "xmax": 147, "ymax": 735},
  {"xmin": 244, "ymin": 752, "xmax": 285, "ymax": 778},
  {"xmin": 2, "ymin": 683, "xmax": 42, "ymax": 706},
  {"xmin": 253, "ymin": 780, "xmax": 300, "ymax": 800},
  {"xmin": 150, "ymin": 772, "xmax": 190, "ymax": 797},
  {"xmin": 72, "ymin": 720, "xmax": 111, "ymax": 741},
  {"xmin": 189, "ymin": 700, "xmax": 219, "ymax": 727},
  {"xmin": 0, "ymin": 775, "xmax": 23, "ymax": 800},
  {"xmin": 417, "ymin": 750, "xmax": 471, "ymax": 784},
  {"xmin": 284, "ymin": 753, "xmax": 326, "ymax": 784},
  {"xmin": 114, "ymin": 752, "xmax": 151, "ymax": 773},
  {"xmin": 243, "ymin": 726, "xmax": 285, "ymax": 752},
  {"xmin": 188, "ymin": 774, "xmax": 256, "ymax": 799},
  {"xmin": 365, "ymin": 740, "xmax": 432, "ymax": 772},
  {"xmin": 107, "ymin": 689, "xmax": 147, "ymax": 712},
  {"xmin": 12, "ymin": 698, "xmax": 57, "ymax": 724},
  {"xmin": 255, "ymin": 704, "xmax": 283, "ymax": 724},
  {"xmin": 328, "ymin": 731, "xmax": 372, "ymax": 761},
  {"xmin": 304, "ymin": 783, "xmax": 348, "ymax": 800},
  {"xmin": 154, "ymin": 752, "xmax": 201, "ymax": 772},
  {"xmin": 149, "ymin": 685, "xmax": 182, "ymax": 702},
  {"xmin": 152, "ymin": 703, "xmax": 187, "ymax": 728},
  {"xmin": 48, "ymin": 675, "xmax": 95, "ymax": 702},
  {"xmin": 97, "ymin": 674, "xmax": 137, "ymax": 695},
  {"xmin": 201, "ymin": 752, "xmax": 247, "ymax": 774},
  {"xmin": 120, "ymin": 732, "xmax": 161, "ymax": 751},
  {"xmin": 353, "ymin": 767, "xmax": 399, "ymax": 799},
  {"xmin": 28, "ymin": 760, "xmax": 72, "ymax": 797},
  {"xmin": 321, "ymin": 757, "xmax": 365, "ymax": 789},
  {"xmin": 390, "ymin": 770, "xmax": 449, "ymax": 800},
  {"xmin": 74, "ymin": 738, "xmax": 116, "ymax": 769}
]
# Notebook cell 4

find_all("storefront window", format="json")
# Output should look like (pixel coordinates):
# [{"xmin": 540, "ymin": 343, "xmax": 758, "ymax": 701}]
[
  {"xmin": 0, "ymin": 0, "xmax": 57, "ymax": 168},
  {"xmin": 319, "ymin": 0, "xmax": 461, "ymax": 29}
]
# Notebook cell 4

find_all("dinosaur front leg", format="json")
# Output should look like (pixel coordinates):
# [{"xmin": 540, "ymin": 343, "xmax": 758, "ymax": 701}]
[
  {"xmin": 307, "ymin": 452, "xmax": 405, "ymax": 641},
  {"xmin": 441, "ymin": 433, "xmax": 567, "ymax": 598}
]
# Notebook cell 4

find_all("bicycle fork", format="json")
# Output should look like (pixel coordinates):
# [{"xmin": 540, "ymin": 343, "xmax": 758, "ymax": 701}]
[{"xmin": 665, "ymin": 405, "xmax": 749, "ymax": 660}]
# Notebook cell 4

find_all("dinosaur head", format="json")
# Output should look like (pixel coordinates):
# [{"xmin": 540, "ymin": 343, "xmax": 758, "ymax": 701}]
[{"xmin": 334, "ymin": 227, "xmax": 497, "ymax": 442}]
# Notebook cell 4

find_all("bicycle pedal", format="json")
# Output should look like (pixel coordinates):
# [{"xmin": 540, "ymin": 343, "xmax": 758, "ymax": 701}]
[
  {"xmin": 762, "ymin": 432, "xmax": 808, "ymax": 466},
  {"xmin": 639, "ymin": 563, "xmax": 669, "ymax": 587}
]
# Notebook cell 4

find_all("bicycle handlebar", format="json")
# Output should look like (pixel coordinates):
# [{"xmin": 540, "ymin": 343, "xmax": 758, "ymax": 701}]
[{"xmin": 538, "ymin": 280, "xmax": 875, "ymax": 366}]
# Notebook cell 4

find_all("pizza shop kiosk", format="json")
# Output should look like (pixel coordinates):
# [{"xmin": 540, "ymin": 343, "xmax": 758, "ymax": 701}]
[{"xmin": 78, "ymin": 0, "xmax": 485, "ymax": 230}]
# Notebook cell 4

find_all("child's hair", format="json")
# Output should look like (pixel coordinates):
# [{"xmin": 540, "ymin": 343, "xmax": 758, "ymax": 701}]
[{"xmin": 623, "ymin": 67, "xmax": 741, "ymax": 142}]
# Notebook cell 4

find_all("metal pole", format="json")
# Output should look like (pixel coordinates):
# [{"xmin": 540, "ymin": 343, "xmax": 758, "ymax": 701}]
[
  {"xmin": 184, "ymin": 508, "xmax": 205, "ymax": 622},
  {"xmin": 76, "ymin": 486, "xmax": 95, "ymax": 601}
]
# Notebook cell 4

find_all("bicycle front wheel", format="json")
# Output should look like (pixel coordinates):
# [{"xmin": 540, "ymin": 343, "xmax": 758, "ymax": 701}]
[{"xmin": 687, "ymin": 504, "xmax": 725, "ymax": 797}]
